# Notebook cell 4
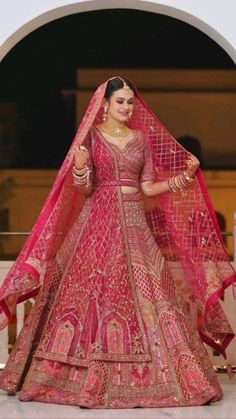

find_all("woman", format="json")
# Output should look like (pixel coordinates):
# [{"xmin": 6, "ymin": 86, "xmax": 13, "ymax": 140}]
[{"xmin": 0, "ymin": 77, "xmax": 235, "ymax": 408}]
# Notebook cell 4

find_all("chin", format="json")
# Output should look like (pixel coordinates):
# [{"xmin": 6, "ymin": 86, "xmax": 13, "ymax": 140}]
[
  {"xmin": 110, "ymin": 113, "xmax": 129, "ymax": 124},
  {"xmin": 118, "ymin": 115, "xmax": 129, "ymax": 123}
]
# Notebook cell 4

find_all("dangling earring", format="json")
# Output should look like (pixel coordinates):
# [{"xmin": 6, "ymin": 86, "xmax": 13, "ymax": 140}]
[
  {"xmin": 128, "ymin": 111, "xmax": 133, "ymax": 120},
  {"xmin": 103, "ymin": 106, "xmax": 108, "ymax": 122}
]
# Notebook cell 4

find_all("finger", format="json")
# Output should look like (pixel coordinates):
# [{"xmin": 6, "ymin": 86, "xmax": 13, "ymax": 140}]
[{"xmin": 80, "ymin": 145, "xmax": 88, "ymax": 152}]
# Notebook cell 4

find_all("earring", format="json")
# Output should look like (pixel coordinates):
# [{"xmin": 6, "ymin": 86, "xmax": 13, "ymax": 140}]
[
  {"xmin": 103, "ymin": 106, "xmax": 108, "ymax": 122},
  {"xmin": 128, "ymin": 111, "xmax": 133, "ymax": 119}
]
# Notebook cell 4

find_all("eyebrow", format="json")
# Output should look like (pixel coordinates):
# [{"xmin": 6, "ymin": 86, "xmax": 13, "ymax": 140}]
[{"xmin": 116, "ymin": 96, "xmax": 134, "ymax": 100}]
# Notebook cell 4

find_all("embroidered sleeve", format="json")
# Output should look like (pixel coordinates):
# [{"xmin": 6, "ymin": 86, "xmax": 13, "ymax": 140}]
[{"xmin": 139, "ymin": 134, "xmax": 156, "ymax": 183}]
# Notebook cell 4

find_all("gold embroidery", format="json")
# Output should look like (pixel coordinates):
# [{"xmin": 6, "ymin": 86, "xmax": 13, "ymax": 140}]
[{"xmin": 132, "ymin": 333, "xmax": 145, "ymax": 354}]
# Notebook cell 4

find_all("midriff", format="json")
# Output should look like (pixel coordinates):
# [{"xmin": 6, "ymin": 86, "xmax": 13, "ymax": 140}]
[
  {"xmin": 121, "ymin": 186, "xmax": 139, "ymax": 194},
  {"xmin": 95, "ymin": 180, "xmax": 139, "ymax": 194}
]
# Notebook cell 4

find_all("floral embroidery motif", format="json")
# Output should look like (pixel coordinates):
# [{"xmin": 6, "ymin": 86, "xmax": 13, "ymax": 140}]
[
  {"xmin": 90, "ymin": 342, "xmax": 102, "ymax": 353},
  {"xmin": 132, "ymin": 333, "xmax": 145, "ymax": 354},
  {"xmin": 0, "ymin": 128, "xmax": 226, "ymax": 407}
]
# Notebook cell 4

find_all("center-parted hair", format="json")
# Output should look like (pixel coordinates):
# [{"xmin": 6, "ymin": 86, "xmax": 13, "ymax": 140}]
[{"xmin": 104, "ymin": 77, "xmax": 136, "ymax": 100}]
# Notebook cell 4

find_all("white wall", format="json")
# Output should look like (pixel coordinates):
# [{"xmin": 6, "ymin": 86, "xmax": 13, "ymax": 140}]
[{"xmin": 0, "ymin": 0, "xmax": 236, "ymax": 62}]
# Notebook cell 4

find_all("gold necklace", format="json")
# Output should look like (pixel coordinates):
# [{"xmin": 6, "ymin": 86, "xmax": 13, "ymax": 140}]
[{"xmin": 100, "ymin": 122, "xmax": 130, "ymax": 140}]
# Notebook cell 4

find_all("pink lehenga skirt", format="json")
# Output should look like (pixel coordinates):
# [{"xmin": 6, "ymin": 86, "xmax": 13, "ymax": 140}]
[{"xmin": 0, "ymin": 188, "xmax": 222, "ymax": 408}]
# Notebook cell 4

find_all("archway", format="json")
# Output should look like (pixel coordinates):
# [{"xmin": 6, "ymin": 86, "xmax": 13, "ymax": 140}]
[{"xmin": 0, "ymin": 0, "xmax": 235, "ymax": 62}]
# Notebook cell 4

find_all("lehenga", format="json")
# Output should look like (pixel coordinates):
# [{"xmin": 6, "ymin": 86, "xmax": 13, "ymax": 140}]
[{"xmin": 0, "ymin": 80, "xmax": 235, "ymax": 408}]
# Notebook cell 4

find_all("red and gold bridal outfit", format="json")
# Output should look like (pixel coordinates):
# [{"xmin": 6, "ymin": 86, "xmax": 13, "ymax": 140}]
[{"xmin": 0, "ymin": 80, "xmax": 235, "ymax": 408}]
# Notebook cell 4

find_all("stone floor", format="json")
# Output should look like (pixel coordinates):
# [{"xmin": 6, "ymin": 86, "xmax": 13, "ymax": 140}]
[{"xmin": 0, "ymin": 375, "xmax": 235, "ymax": 419}]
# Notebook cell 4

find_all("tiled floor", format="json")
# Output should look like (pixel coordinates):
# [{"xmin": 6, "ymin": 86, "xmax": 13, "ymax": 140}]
[{"xmin": 0, "ymin": 376, "xmax": 235, "ymax": 419}]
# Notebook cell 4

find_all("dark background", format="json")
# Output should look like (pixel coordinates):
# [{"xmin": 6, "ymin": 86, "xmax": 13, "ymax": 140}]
[{"xmin": 0, "ymin": 9, "xmax": 234, "ymax": 169}]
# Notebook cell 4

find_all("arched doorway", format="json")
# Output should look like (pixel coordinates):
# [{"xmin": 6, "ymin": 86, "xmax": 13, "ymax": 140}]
[
  {"xmin": 0, "ymin": 0, "xmax": 236, "ymax": 62},
  {"xmin": 1, "ymin": 9, "xmax": 234, "ymax": 169}
]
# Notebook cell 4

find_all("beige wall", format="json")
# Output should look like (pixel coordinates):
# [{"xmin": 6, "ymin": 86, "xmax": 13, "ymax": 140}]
[
  {"xmin": 0, "ymin": 169, "xmax": 235, "ymax": 258},
  {"xmin": 0, "ymin": 170, "xmax": 56, "ymax": 257},
  {"xmin": 0, "ymin": 69, "xmax": 235, "ymax": 258},
  {"xmin": 76, "ymin": 69, "xmax": 236, "ymax": 167}
]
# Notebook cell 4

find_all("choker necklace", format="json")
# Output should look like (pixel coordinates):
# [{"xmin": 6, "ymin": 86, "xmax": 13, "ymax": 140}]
[{"xmin": 100, "ymin": 122, "xmax": 130, "ymax": 140}]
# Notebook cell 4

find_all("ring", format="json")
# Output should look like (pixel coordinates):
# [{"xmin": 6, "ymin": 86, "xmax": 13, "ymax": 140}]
[{"xmin": 80, "ymin": 145, "xmax": 87, "ymax": 152}]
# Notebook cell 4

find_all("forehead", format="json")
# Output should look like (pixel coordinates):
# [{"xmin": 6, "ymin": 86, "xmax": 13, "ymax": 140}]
[{"xmin": 111, "ymin": 88, "xmax": 134, "ymax": 100}]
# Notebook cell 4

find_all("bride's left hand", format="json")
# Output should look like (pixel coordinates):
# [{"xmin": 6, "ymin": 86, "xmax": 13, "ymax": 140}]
[{"xmin": 185, "ymin": 154, "xmax": 200, "ymax": 177}]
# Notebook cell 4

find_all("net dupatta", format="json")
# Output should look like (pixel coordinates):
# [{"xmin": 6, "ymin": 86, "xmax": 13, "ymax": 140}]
[
  {"xmin": 130, "ymin": 88, "xmax": 235, "ymax": 356},
  {"xmin": 0, "ymin": 79, "xmax": 235, "ymax": 357},
  {"xmin": 0, "ymin": 82, "xmax": 107, "ymax": 329}
]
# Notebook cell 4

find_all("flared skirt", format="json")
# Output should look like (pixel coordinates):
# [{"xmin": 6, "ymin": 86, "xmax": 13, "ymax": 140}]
[{"xmin": 0, "ymin": 189, "xmax": 222, "ymax": 408}]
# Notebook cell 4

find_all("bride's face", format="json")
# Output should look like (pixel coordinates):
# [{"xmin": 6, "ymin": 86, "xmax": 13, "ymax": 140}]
[{"xmin": 105, "ymin": 88, "xmax": 134, "ymax": 124}]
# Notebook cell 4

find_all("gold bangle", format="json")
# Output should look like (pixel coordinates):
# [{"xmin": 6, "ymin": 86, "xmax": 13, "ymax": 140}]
[
  {"xmin": 183, "ymin": 172, "xmax": 195, "ymax": 182},
  {"xmin": 73, "ymin": 165, "xmax": 88, "ymax": 176},
  {"xmin": 173, "ymin": 175, "xmax": 181, "ymax": 191}
]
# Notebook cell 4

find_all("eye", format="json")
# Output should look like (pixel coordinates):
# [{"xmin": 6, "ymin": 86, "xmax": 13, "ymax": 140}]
[{"xmin": 116, "ymin": 99, "xmax": 124, "ymax": 104}]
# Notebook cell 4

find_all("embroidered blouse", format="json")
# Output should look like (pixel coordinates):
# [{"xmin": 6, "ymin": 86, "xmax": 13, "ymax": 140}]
[{"xmin": 73, "ymin": 128, "xmax": 156, "ymax": 189}]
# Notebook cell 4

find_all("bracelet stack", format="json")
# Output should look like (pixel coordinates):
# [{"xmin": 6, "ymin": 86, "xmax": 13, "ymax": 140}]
[
  {"xmin": 73, "ymin": 166, "xmax": 90, "ymax": 187},
  {"xmin": 168, "ymin": 171, "xmax": 195, "ymax": 193}
]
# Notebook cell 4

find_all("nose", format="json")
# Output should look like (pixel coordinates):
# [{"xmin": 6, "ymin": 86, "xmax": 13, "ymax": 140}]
[{"xmin": 123, "ymin": 101, "xmax": 129, "ymax": 110}]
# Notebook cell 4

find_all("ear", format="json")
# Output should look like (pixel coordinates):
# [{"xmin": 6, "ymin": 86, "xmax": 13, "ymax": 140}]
[{"xmin": 102, "ymin": 98, "xmax": 109, "ymax": 109}]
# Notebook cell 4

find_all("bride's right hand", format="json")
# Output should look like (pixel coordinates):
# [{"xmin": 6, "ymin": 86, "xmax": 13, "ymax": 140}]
[{"xmin": 74, "ymin": 144, "xmax": 89, "ymax": 169}]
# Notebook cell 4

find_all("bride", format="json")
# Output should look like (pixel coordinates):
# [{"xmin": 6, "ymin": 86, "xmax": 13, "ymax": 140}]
[{"xmin": 0, "ymin": 76, "xmax": 235, "ymax": 408}]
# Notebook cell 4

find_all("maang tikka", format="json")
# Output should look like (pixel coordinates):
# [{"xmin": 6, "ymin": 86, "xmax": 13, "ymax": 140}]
[
  {"xmin": 118, "ymin": 77, "xmax": 130, "ymax": 90},
  {"xmin": 107, "ymin": 76, "xmax": 130, "ymax": 90}
]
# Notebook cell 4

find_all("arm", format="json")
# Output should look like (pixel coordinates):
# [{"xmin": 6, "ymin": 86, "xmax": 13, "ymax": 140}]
[
  {"xmin": 139, "ymin": 137, "xmax": 199, "ymax": 197},
  {"xmin": 73, "ymin": 133, "xmax": 94, "ymax": 196},
  {"xmin": 141, "ymin": 179, "xmax": 170, "ymax": 197}
]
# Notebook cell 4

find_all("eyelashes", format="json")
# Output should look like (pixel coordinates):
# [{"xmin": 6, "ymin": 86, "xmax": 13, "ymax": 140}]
[{"xmin": 116, "ymin": 100, "xmax": 134, "ymax": 105}]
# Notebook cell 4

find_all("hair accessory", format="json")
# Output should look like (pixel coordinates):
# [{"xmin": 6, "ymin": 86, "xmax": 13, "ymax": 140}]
[
  {"xmin": 118, "ymin": 77, "xmax": 130, "ymax": 90},
  {"xmin": 107, "ymin": 76, "xmax": 130, "ymax": 90}
]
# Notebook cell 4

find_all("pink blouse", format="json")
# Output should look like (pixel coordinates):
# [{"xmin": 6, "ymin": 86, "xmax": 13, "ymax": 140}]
[{"xmin": 74, "ymin": 128, "xmax": 156, "ymax": 189}]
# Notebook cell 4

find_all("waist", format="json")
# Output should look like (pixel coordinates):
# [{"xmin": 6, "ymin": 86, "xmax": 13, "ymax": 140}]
[
  {"xmin": 122, "ymin": 191, "xmax": 143, "ymax": 202},
  {"xmin": 95, "ymin": 179, "xmax": 139, "ymax": 188}
]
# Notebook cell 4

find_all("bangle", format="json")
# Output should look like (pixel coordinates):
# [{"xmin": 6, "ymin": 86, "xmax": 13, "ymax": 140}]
[
  {"xmin": 183, "ymin": 171, "xmax": 195, "ymax": 182},
  {"xmin": 168, "ymin": 172, "xmax": 195, "ymax": 193},
  {"xmin": 73, "ymin": 171, "xmax": 89, "ymax": 186},
  {"xmin": 73, "ymin": 169, "xmax": 91, "ymax": 187},
  {"xmin": 168, "ymin": 177, "xmax": 178, "ymax": 193},
  {"xmin": 73, "ymin": 165, "xmax": 88, "ymax": 176}
]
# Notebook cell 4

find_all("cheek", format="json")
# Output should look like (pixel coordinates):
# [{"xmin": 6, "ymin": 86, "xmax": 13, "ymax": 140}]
[{"xmin": 111, "ymin": 104, "xmax": 120, "ymax": 113}]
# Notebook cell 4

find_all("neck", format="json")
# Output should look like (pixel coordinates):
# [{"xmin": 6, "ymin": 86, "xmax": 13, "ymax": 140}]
[
  {"xmin": 100, "ymin": 118, "xmax": 130, "ymax": 139},
  {"xmin": 105, "ymin": 117, "xmax": 125, "ymax": 127}
]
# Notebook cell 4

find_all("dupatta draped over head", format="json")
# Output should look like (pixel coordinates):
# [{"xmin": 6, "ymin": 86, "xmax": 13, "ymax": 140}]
[{"xmin": 0, "ymin": 79, "xmax": 235, "ymax": 358}]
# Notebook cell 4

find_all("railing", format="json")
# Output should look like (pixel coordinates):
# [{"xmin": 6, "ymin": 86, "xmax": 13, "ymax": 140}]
[
  {"xmin": 0, "ymin": 212, "xmax": 236, "ymax": 368},
  {"xmin": 1, "ymin": 214, "xmax": 236, "ymax": 264}
]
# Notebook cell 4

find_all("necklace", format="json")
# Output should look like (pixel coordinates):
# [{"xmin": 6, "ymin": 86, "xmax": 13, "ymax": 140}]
[{"xmin": 100, "ymin": 122, "xmax": 130, "ymax": 140}]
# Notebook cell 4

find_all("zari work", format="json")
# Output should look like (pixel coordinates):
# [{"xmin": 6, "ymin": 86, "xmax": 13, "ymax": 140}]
[
  {"xmin": 0, "ymin": 79, "xmax": 235, "ymax": 408},
  {"xmin": 0, "ymin": 128, "xmax": 226, "ymax": 407}
]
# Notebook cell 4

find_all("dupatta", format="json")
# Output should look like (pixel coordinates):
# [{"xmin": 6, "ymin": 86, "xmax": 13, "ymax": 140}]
[{"xmin": 0, "ymin": 78, "xmax": 235, "ymax": 357}]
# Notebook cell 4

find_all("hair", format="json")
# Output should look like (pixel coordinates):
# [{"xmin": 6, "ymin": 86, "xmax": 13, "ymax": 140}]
[{"xmin": 104, "ymin": 77, "xmax": 136, "ymax": 100}]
